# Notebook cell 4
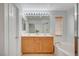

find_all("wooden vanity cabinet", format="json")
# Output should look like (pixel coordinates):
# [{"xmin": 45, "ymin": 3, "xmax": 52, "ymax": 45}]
[{"xmin": 21, "ymin": 36, "xmax": 54, "ymax": 54}]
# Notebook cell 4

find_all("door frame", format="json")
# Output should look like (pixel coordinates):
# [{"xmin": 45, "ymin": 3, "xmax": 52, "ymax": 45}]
[{"xmin": 4, "ymin": 3, "xmax": 20, "ymax": 56}]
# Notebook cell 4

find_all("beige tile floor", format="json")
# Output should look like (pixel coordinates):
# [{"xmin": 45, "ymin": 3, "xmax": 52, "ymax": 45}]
[{"xmin": 22, "ymin": 54, "xmax": 54, "ymax": 56}]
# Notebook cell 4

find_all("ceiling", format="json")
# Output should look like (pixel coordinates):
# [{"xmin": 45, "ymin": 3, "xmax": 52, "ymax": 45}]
[
  {"xmin": 15, "ymin": 3, "xmax": 75, "ymax": 11},
  {"xmin": 15, "ymin": 3, "xmax": 75, "ymax": 18}
]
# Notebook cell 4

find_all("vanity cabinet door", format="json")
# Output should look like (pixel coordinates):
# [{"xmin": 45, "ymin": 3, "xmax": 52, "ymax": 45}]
[
  {"xmin": 22, "ymin": 37, "xmax": 40, "ymax": 54},
  {"xmin": 33, "ymin": 37, "xmax": 40, "ymax": 53},
  {"xmin": 40, "ymin": 37, "xmax": 53, "ymax": 53},
  {"xmin": 22, "ymin": 37, "xmax": 34, "ymax": 53}
]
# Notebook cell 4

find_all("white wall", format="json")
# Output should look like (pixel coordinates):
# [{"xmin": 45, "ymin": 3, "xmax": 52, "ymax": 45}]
[
  {"xmin": 66, "ymin": 8, "xmax": 74, "ymax": 55},
  {"xmin": 50, "ymin": 10, "xmax": 74, "ymax": 55},
  {"xmin": 50, "ymin": 11, "xmax": 67, "ymax": 42},
  {"xmin": 8, "ymin": 4, "xmax": 20, "ymax": 56},
  {"xmin": 18, "ymin": 6, "xmax": 23, "ymax": 56},
  {"xmin": 0, "ymin": 3, "xmax": 4, "ymax": 56},
  {"xmin": 4, "ymin": 3, "xmax": 9, "ymax": 56}
]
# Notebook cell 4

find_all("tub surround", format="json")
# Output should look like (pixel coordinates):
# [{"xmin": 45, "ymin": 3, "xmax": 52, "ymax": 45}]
[{"xmin": 55, "ymin": 41, "xmax": 74, "ymax": 56}]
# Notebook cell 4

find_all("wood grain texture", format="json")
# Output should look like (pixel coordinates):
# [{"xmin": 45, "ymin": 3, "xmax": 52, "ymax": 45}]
[{"xmin": 21, "ymin": 36, "xmax": 54, "ymax": 54}]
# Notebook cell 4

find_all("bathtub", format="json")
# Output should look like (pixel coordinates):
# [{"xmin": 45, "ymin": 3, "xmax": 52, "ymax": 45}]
[{"xmin": 54, "ymin": 41, "xmax": 74, "ymax": 56}]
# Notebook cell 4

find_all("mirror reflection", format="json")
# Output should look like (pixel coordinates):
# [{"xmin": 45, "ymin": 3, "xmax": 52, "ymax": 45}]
[{"xmin": 22, "ymin": 16, "xmax": 50, "ymax": 33}]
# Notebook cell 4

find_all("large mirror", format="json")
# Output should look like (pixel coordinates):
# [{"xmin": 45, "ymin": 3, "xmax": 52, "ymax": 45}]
[{"xmin": 22, "ymin": 16, "xmax": 50, "ymax": 33}]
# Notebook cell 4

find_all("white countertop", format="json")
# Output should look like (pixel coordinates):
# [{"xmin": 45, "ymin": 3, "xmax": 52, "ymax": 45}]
[{"xmin": 21, "ymin": 32, "xmax": 53, "ymax": 37}]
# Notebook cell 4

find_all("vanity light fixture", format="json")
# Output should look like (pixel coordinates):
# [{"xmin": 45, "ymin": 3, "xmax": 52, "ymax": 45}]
[{"xmin": 25, "ymin": 8, "xmax": 50, "ymax": 16}]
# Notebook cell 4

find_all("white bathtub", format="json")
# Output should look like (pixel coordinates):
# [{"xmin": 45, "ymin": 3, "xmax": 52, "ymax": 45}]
[{"xmin": 54, "ymin": 42, "xmax": 74, "ymax": 56}]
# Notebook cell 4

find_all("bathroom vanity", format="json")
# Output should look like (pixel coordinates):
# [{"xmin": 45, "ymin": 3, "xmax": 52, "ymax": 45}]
[
  {"xmin": 21, "ymin": 36, "xmax": 54, "ymax": 54},
  {"xmin": 21, "ymin": 13, "xmax": 55, "ymax": 55}
]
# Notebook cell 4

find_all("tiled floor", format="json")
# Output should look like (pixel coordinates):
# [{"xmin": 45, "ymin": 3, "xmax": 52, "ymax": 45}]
[{"xmin": 22, "ymin": 54, "xmax": 54, "ymax": 56}]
